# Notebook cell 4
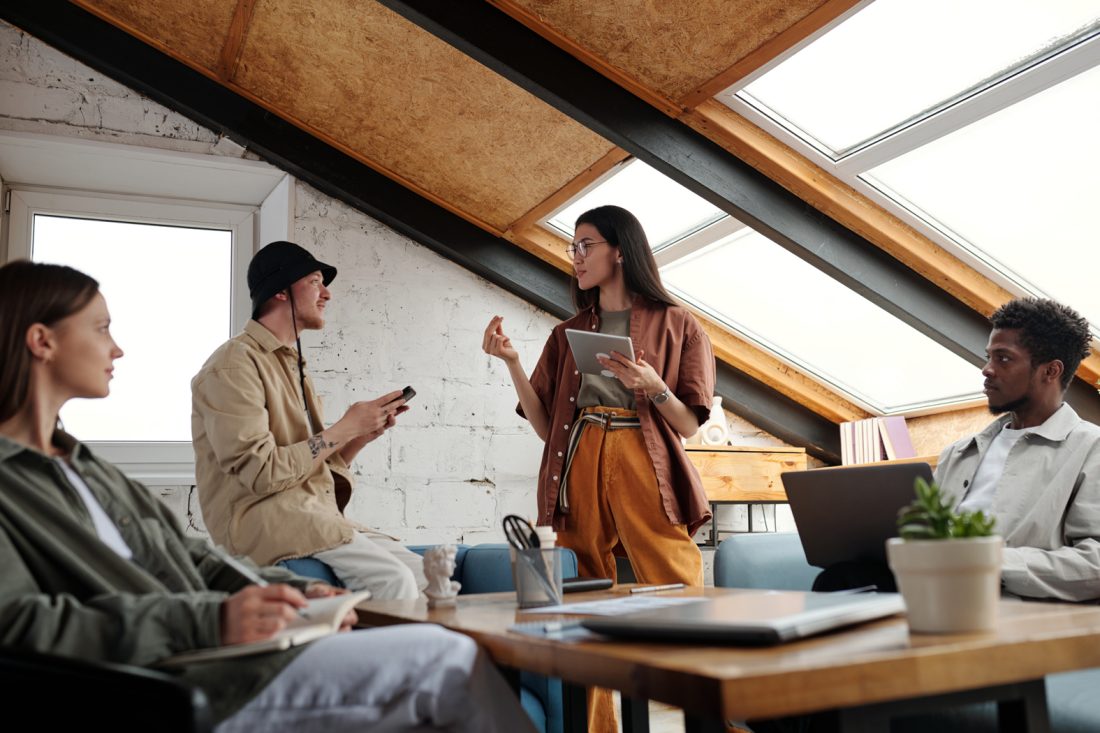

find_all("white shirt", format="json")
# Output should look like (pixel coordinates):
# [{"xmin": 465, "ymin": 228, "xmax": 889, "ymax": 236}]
[
  {"xmin": 56, "ymin": 457, "xmax": 134, "ymax": 560},
  {"xmin": 957, "ymin": 423, "xmax": 1032, "ymax": 514}
]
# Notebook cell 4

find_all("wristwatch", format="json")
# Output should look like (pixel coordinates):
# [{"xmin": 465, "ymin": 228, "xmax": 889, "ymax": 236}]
[{"xmin": 649, "ymin": 386, "xmax": 671, "ymax": 405}]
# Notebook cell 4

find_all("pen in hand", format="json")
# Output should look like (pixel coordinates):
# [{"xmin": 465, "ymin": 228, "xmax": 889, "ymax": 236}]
[
  {"xmin": 209, "ymin": 543, "xmax": 311, "ymax": 618},
  {"xmin": 209, "ymin": 543, "xmax": 269, "ymax": 587}
]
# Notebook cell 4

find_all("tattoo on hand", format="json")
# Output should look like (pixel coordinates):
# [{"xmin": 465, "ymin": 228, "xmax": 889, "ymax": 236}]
[{"xmin": 308, "ymin": 434, "xmax": 337, "ymax": 458}]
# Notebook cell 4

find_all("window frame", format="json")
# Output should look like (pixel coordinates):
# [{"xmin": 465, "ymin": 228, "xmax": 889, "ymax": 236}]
[
  {"xmin": 1, "ymin": 131, "xmax": 291, "ymax": 484},
  {"xmin": 718, "ymin": 18, "xmax": 1100, "ymax": 316}
]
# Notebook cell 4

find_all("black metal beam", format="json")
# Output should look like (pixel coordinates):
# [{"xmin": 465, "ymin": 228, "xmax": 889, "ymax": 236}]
[
  {"xmin": 376, "ymin": 0, "xmax": 1100, "ymax": 426},
  {"xmin": 0, "ymin": 0, "xmax": 841, "ymax": 460}
]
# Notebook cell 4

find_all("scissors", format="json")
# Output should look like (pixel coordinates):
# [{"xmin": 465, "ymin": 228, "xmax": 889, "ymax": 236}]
[{"xmin": 503, "ymin": 514, "xmax": 540, "ymax": 551}]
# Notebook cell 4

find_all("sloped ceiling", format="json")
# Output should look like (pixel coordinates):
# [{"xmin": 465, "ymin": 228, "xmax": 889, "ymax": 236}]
[
  {"xmin": 11, "ymin": 0, "xmax": 1099, "ymax": 455},
  {"xmin": 76, "ymin": 0, "xmax": 617, "ymax": 234}
]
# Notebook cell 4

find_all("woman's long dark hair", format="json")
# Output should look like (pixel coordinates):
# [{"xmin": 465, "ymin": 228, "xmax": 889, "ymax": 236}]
[
  {"xmin": 571, "ymin": 205, "xmax": 677, "ymax": 312},
  {"xmin": 0, "ymin": 260, "xmax": 100, "ymax": 423}
]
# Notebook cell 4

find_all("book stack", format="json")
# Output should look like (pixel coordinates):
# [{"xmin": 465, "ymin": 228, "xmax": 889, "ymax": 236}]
[{"xmin": 840, "ymin": 416, "xmax": 916, "ymax": 465}]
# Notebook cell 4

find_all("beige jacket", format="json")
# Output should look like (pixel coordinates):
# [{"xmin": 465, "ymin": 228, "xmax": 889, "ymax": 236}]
[
  {"xmin": 192, "ymin": 320, "xmax": 355, "ymax": 565},
  {"xmin": 935, "ymin": 403, "xmax": 1100, "ymax": 602}
]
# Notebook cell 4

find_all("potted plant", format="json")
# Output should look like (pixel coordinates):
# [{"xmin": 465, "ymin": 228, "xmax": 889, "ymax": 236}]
[{"xmin": 886, "ymin": 477, "xmax": 1002, "ymax": 633}]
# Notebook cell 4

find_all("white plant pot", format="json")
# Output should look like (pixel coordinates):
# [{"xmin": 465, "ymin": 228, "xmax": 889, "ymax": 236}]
[{"xmin": 886, "ymin": 536, "xmax": 1003, "ymax": 633}]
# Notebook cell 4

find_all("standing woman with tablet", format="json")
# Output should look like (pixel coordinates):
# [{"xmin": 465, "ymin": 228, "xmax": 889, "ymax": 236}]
[{"xmin": 483, "ymin": 205, "xmax": 715, "ymax": 587}]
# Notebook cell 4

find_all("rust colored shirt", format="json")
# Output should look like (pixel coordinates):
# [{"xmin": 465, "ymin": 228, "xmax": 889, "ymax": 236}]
[{"xmin": 521, "ymin": 297, "xmax": 715, "ymax": 535}]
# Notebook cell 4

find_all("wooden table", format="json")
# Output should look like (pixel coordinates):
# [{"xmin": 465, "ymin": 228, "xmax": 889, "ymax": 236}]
[{"xmin": 356, "ymin": 587, "xmax": 1100, "ymax": 733}]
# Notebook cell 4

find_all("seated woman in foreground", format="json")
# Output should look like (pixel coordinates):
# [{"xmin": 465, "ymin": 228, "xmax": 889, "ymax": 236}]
[{"xmin": 0, "ymin": 260, "xmax": 533, "ymax": 732}]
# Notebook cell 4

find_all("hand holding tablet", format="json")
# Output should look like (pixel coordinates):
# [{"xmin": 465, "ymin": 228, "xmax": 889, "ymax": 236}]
[{"xmin": 565, "ymin": 329, "xmax": 635, "ymax": 377}]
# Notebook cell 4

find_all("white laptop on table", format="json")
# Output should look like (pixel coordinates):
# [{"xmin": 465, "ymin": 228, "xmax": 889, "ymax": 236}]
[{"xmin": 582, "ymin": 589, "xmax": 904, "ymax": 645}]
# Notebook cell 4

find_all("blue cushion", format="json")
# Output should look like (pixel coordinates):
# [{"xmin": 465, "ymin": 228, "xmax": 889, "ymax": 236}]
[
  {"xmin": 714, "ymin": 533, "xmax": 817, "ymax": 591},
  {"xmin": 1049, "ymin": 667, "xmax": 1100, "ymax": 733},
  {"xmin": 277, "ymin": 557, "xmax": 344, "ymax": 587}
]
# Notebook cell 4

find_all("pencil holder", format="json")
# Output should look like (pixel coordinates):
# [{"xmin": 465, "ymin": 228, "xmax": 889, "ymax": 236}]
[{"xmin": 510, "ymin": 547, "xmax": 563, "ymax": 608}]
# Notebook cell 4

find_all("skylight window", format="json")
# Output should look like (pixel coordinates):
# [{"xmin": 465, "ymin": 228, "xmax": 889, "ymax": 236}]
[
  {"xmin": 661, "ymin": 228, "xmax": 981, "ymax": 414},
  {"xmin": 734, "ymin": 0, "xmax": 1100, "ymax": 156},
  {"xmin": 545, "ymin": 159, "xmax": 726, "ymax": 250},
  {"xmin": 864, "ymin": 62, "xmax": 1100, "ymax": 326},
  {"xmin": 544, "ymin": 151, "xmax": 986, "ymax": 413}
]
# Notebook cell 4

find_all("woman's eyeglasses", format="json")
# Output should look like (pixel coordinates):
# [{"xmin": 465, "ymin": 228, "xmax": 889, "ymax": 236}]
[{"xmin": 566, "ymin": 239, "xmax": 609, "ymax": 259}]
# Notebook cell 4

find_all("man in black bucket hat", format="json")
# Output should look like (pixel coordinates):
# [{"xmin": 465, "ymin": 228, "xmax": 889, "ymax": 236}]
[{"xmin": 191, "ymin": 241, "xmax": 425, "ymax": 599}]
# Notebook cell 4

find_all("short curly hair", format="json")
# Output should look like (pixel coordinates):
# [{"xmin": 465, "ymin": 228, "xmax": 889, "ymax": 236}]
[{"xmin": 990, "ymin": 298, "xmax": 1091, "ymax": 389}]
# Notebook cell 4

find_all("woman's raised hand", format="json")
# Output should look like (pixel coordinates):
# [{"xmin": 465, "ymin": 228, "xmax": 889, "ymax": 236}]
[{"xmin": 482, "ymin": 315, "xmax": 519, "ymax": 364}]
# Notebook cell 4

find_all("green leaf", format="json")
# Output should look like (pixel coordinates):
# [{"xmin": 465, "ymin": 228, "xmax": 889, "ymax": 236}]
[{"xmin": 896, "ymin": 476, "xmax": 996, "ymax": 539}]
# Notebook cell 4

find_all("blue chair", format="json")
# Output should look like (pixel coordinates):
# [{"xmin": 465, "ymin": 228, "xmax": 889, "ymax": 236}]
[
  {"xmin": 278, "ymin": 556, "xmax": 344, "ymax": 587},
  {"xmin": 714, "ymin": 532, "xmax": 1100, "ymax": 733},
  {"xmin": 281, "ymin": 543, "xmax": 578, "ymax": 733}
]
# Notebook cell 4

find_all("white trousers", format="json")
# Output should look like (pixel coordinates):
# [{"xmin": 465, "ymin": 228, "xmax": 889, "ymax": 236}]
[
  {"xmin": 315, "ymin": 531, "xmax": 428, "ymax": 600},
  {"xmin": 217, "ymin": 625, "xmax": 536, "ymax": 733}
]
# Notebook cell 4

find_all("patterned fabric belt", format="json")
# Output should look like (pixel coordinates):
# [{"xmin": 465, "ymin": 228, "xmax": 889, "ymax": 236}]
[{"xmin": 558, "ymin": 409, "xmax": 641, "ymax": 514}]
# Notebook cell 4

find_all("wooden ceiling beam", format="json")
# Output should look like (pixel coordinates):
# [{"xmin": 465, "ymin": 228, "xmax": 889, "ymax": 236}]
[
  {"xmin": 485, "ymin": 0, "xmax": 683, "ymax": 118},
  {"xmin": 216, "ymin": 0, "xmax": 258, "ymax": 82},
  {"xmin": 508, "ymin": 147, "xmax": 631, "ymax": 234}
]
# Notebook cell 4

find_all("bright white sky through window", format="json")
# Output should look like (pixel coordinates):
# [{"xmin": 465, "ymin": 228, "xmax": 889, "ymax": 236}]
[
  {"xmin": 865, "ymin": 62, "xmax": 1100, "ymax": 327},
  {"xmin": 548, "ymin": 159, "xmax": 725, "ymax": 249},
  {"xmin": 739, "ymin": 0, "xmax": 1100, "ymax": 154},
  {"xmin": 661, "ymin": 229, "xmax": 981, "ymax": 412},
  {"xmin": 33, "ymin": 215, "xmax": 232, "ymax": 441}
]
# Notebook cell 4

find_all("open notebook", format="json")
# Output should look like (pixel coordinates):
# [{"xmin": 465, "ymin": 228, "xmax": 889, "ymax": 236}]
[{"xmin": 156, "ymin": 590, "xmax": 371, "ymax": 667}]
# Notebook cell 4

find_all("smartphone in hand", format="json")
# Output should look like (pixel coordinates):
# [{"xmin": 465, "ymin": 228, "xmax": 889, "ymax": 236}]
[{"xmin": 389, "ymin": 385, "xmax": 416, "ymax": 405}]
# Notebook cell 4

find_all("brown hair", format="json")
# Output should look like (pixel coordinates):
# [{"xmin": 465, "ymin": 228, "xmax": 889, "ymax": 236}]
[
  {"xmin": 571, "ymin": 205, "xmax": 677, "ymax": 312},
  {"xmin": 0, "ymin": 260, "xmax": 100, "ymax": 422}
]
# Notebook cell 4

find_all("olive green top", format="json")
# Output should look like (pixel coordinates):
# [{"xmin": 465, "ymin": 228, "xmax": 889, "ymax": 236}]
[
  {"xmin": 577, "ymin": 308, "xmax": 637, "ymax": 410},
  {"xmin": 0, "ymin": 431, "xmax": 311, "ymax": 722}
]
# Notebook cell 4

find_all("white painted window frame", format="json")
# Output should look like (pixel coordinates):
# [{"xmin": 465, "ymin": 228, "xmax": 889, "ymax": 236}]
[
  {"xmin": 0, "ymin": 131, "xmax": 293, "ymax": 484},
  {"xmin": 718, "ymin": 19, "xmax": 1100, "ymax": 309}
]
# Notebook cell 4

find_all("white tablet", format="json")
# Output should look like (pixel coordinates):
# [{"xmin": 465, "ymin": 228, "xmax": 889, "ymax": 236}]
[{"xmin": 565, "ymin": 329, "xmax": 635, "ymax": 378}]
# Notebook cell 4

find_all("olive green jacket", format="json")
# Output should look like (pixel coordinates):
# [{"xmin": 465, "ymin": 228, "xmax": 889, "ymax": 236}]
[{"xmin": 0, "ymin": 432, "xmax": 310, "ymax": 722}]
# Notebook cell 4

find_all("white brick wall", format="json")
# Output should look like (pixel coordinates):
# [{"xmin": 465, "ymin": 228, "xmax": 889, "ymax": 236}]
[
  {"xmin": 0, "ymin": 22, "xmax": 219, "ymax": 152},
  {"xmin": 1, "ymin": 22, "xmax": 802, "ymax": 580}
]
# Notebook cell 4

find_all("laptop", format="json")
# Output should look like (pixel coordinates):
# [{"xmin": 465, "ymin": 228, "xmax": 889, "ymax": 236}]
[
  {"xmin": 781, "ymin": 462, "xmax": 934, "ymax": 569},
  {"xmin": 581, "ymin": 589, "xmax": 905, "ymax": 645}
]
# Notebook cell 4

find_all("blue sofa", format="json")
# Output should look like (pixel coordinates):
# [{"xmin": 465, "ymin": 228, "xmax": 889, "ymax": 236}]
[
  {"xmin": 281, "ymin": 543, "xmax": 578, "ymax": 733},
  {"xmin": 714, "ymin": 532, "xmax": 1099, "ymax": 733}
]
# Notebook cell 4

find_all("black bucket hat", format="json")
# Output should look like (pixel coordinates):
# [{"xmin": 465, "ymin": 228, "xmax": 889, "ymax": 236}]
[{"xmin": 247, "ymin": 241, "xmax": 337, "ymax": 319}]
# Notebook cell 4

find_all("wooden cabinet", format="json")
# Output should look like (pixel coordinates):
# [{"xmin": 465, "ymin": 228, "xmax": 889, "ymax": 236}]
[
  {"xmin": 685, "ymin": 445, "xmax": 808, "ymax": 544},
  {"xmin": 686, "ymin": 444, "xmax": 807, "ymax": 503}
]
